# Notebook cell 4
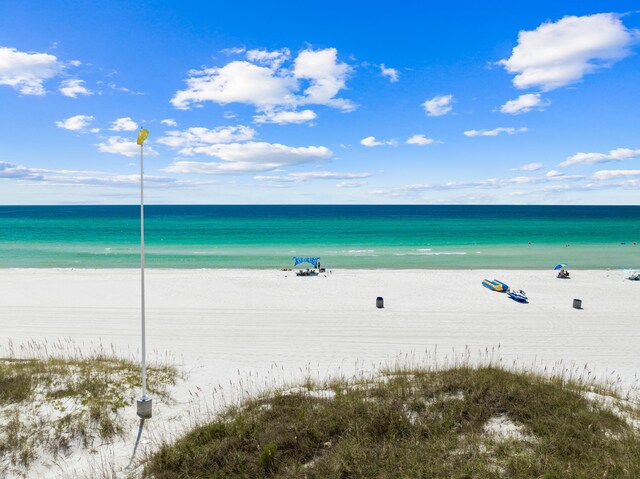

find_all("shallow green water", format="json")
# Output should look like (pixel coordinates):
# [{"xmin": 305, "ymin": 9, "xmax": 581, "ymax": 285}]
[{"xmin": 0, "ymin": 205, "xmax": 638, "ymax": 269}]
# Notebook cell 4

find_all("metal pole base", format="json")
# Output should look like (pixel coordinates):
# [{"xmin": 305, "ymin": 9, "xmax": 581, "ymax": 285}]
[{"xmin": 137, "ymin": 397, "xmax": 153, "ymax": 419}]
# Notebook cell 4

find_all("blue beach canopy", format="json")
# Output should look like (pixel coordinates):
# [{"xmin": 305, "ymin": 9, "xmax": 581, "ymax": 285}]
[
  {"xmin": 293, "ymin": 256, "xmax": 320, "ymax": 267},
  {"xmin": 554, "ymin": 263, "xmax": 568, "ymax": 270}
]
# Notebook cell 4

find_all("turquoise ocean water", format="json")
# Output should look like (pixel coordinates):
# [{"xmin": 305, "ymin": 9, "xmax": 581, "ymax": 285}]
[{"xmin": 0, "ymin": 205, "xmax": 638, "ymax": 269}]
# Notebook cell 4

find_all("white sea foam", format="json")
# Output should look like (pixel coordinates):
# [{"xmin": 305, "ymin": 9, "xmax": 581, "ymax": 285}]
[
  {"xmin": 346, "ymin": 250, "xmax": 377, "ymax": 256},
  {"xmin": 394, "ymin": 251, "xmax": 467, "ymax": 256},
  {"xmin": 421, "ymin": 252, "xmax": 467, "ymax": 255}
]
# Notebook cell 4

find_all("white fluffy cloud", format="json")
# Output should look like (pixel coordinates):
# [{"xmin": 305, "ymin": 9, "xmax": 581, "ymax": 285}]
[
  {"xmin": 293, "ymin": 48, "xmax": 353, "ymax": 111},
  {"xmin": 171, "ymin": 60, "xmax": 297, "ymax": 110},
  {"xmin": 380, "ymin": 64, "xmax": 399, "ymax": 82},
  {"xmin": 110, "ymin": 117, "xmax": 138, "ymax": 131},
  {"xmin": 164, "ymin": 142, "xmax": 332, "ymax": 174},
  {"xmin": 361, "ymin": 136, "xmax": 382, "ymax": 147},
  {"xmin": 336, "ymin": 181, "xmax": 367, "ymax": 188},
  {"xmin": 98, "ymin": 81, "xmax": 141, "ymax": 95},
  {"xmin": 593, "ymin": 169, "xmax": 640, "ymax": 180},
  {"xmin": 500, "ymin": 93, "xmax": 549, "ymax": 114},
  {"xmin": 499, "ymin": 13, "xmax": 637, "ymax": 91},
  {"xmin": 97, "ymin": 136, "xmax": 159, "ymax": 157},
  {"xmin": 406, "ymin": 134, "xmax": 435, "ymax": 145},
  {"xmin": 157, "ymin": 126, "xmax": 256, "ymax": 153},
  {"xmin": 48, "ymin": 174, "xmax": 175, "ymax": 187},
  {"xmin": 0, "ymin": 161, "xmax": 44, "ymax": 180},
  {"xmin": 246, "ymin": 48, "xmax": 290, "ymax": 68},
  {"xmin": 559, "ymin": 148, "xmax": 640, "ymax": 167},
  {"xmin": 59, "ymin": 79, "xmax": 92, "ymax": 98},
  {"xmin": 372, "ymin": 170, "xmax": 584, "ymax": 198},
  {"xmin": 0, "ymin": 161, "xmax": 193, "ymax": 188},
  {"xmin": 360, "ymin": 136, "xmax": 397, "ymax": 147},
  {"xmin": 0, "ymin": 47, "xmax": 64, "ymax": 95},
  {"xmin": 254, "ymin": 171, "xmax": 371, "ymax": 182},
  {"xmin": 464, "ymin": 127, "xmax": 528, "ymax": 137},
  {"xmin": 253, "ymin": 109, "xmax": 317, "ymax": 124},
  {"xmin": 221, "ymin": 47, "xmax": 246, "ymax": 55},
  {"xmin": 55, "ymin": 114, "xmax": 95, "ymax": 131},
  {"xmin": 161, "ymin": 118, "xmax": 177, "ymax": 127},
  {"xmin": 171, "ymin": 47, "xmax": 354, "ymax": 113},
  {"xmin": 422, "ymin": 94, "xmax": 453, "ymax": 116},
  {"xmin": 513, "ymin": 162, "xmax": 544, "ymax": 171}
]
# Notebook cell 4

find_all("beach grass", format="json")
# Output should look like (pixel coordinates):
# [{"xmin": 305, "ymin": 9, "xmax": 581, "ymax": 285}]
[
  {"xmin": 143, "ymin": 365, "xmax": 640, "ymax": 479},
  {"xmin": 0, "ymin": 340, "xmax": 179, "ymax": 476}
]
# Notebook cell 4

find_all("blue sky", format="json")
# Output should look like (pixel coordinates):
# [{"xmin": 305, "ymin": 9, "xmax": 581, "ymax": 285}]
[{"xmin": 1, "ymin": 1, "xmax": 639, "ymax": 204}]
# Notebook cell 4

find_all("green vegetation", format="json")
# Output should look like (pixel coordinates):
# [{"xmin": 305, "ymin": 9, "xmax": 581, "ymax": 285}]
[
  {"xmin": 145, "ymin": 367, "xmax": 640, "ymax": 479},
  {"xmin": 0, "ymin": 346, "xmax": 179, "ymax": 476}
]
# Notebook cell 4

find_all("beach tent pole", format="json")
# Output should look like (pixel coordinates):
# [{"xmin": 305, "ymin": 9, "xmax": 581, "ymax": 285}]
[{"xmin": 136, "ymin": 128, "xmax": 152, "ymax": 419}]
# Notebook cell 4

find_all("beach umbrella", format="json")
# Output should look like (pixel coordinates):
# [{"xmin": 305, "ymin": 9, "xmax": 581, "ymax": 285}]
[
  {"xmin": 136, "ymin": 127, "xmax": 152, "ymax": 420},
  {"xmin": 554, "ymin": 263, "xmax": 567, "ymax": 270}
]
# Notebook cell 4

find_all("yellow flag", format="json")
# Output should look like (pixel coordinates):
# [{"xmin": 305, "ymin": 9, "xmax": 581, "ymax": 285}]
[{"xmin": 137, "ymin": 128, "xmax": 149, "ymax": 145}]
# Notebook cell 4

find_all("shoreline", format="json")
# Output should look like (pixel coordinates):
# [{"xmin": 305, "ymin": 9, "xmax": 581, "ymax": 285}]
[
  {"xmin": 0, "ymin": 265, "xmax": 636, "ymax": 271},
  {"xmin": 2, "ymin": 242, "xmax": 638, "ymax": 270}
]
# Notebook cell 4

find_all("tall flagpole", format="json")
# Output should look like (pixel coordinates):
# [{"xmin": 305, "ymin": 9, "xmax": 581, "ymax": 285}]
[
  {"xmin": 136, "ymin": 127, "xmax": 152, "ymax": 419},
  {"xmin": 140, "ymin": 137, "xmax": 147, "ymax": 397}
]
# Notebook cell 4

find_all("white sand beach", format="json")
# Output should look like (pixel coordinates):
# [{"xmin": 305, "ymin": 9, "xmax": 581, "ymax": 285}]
[{"xmin": 1, "ymin": 268, "xmax": 639, "ymax": 477}]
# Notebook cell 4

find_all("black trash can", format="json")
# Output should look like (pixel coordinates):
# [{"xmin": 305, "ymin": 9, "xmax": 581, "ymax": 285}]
[
  {"xmin": 376, "ymin": 297, "xmax": 384, "ymax": 308},
  {"xmin": 573, "ymin": 299, "xmax": 582, "ymax": 309}
]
